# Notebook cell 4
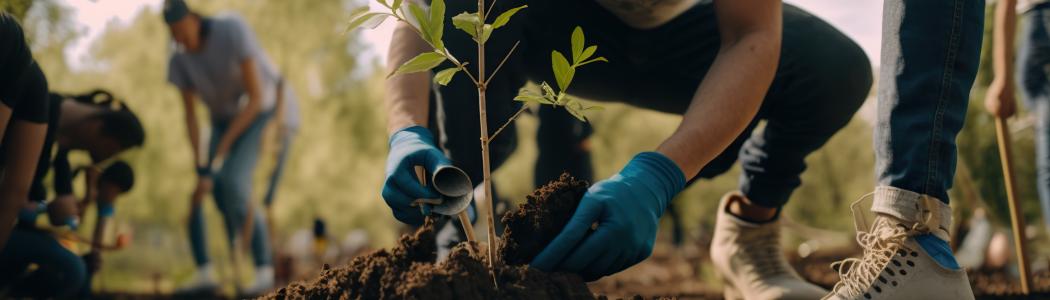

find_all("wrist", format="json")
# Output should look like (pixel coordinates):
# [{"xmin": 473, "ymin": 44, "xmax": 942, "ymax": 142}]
[
  {"xmin": 621, "ymin": 152, "xmax": 687, "ymax": 204},
  {"xmin": 196, "ymin": 166, "xmax": 212, "ymax": 177},
  {"xmin": 389, "ymin": 125, "xmax": 435, "ymax": 147}
]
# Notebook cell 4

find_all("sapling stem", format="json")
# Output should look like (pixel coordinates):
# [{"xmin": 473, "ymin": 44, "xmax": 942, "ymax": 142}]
[{"xmin": 475, "ymin": 0, "xmax": 501, "ymax": 290}]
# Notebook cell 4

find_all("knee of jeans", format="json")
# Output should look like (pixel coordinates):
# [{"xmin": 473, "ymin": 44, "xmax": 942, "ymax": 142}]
[{"xmin": 51, "ymin": 252, "xmax": 87, "ymax": 296}]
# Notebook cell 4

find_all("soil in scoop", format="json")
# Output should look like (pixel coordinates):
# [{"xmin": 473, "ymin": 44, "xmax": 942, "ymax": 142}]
[{"xmin": 267, "ymin": 173, "xmax": 594, "ymax": 300}]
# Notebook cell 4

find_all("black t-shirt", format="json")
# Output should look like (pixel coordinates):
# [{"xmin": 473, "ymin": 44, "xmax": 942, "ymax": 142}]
[{"xmin": 25, "ymin": 94, "xmax": 71, "ymax": 202}]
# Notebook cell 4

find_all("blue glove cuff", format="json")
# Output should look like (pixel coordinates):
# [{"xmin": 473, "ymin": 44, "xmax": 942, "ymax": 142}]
[
  {"xmin": 98, "ymin": 203, "xmax": 115, "ymax": 218},
  {"xmin": 622, "ymin": 152, "xmax": 687, "ymax": 203},
  {"xmin": 389, "ymin": 126, "xmax": 436, "ymax": 148}
]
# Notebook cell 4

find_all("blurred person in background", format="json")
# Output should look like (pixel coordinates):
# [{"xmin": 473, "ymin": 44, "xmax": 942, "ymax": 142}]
[
  {"xmin": 0, "ymin": 11, "xmax": 50, "ymax": 252},
  {"xmin": 0, "ymin": 87, "xmax": 144, "ymax": 298},
  {"xmin": 162, "ymin": 0, "xmax": 297, "ymax": 295},
  {"xmin": 986, "ymin": 0, "xmax": 1050, "ymax": 235}
]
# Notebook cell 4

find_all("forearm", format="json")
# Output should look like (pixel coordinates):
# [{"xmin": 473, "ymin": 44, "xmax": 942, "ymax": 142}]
[
  {"xmin": 384, "ymin": 22, "xmax": 432, "ymax": 135},
  {"xmin": 91, "ymin": 217, "xmax": 107, "ymax": 250},
  {"xmin": 992, "ymin": 0, "xmax": 1017, "ymax": 82},
  {"xmin": 182, "ymin": 96, "xmax": 204, "ymax": 168},
  {"xmin": 657, "ymin": 31, "xmax": 780, "ymax": 178}
]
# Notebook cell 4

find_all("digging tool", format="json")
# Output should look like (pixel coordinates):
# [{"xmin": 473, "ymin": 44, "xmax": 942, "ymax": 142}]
[
  {"xmin": 413, "ymin": 166, "xmax": 476, "ymax": 242},
  {"xmin": 994, "ymin": 116, "xmax": 1033, "ymax": 294}
]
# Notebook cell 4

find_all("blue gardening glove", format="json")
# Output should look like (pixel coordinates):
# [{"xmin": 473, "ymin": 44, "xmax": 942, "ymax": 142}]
[
  {"xmin": 382, "ymin": 126, "xmax": 451, "ymax": 226},
  {"xmin": 531, "ymin": 152, "xmax": 685, "ymax": 281}
]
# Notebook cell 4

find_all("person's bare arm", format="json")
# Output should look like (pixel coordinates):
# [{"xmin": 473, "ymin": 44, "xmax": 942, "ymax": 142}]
[
  {"xmin": 211, "ymin": 59, "xmax": 264, "ymax": 168},
  {"xmin": 180, "ymin": 90, "xmax": 204, "ymax": 168},
  {"xmin": 656, "ymin": 0, "xmax": 782, "ymax": 178},
  {"xmin": 986, "ymin": 0, "xmax": 1018, "ymax": 118},
  {"xmin": 384, "ymin": 22, "xmax": 433, "ymax": 134},
  {"xmin": 90, "ymin": 212, "xmax": 107, "ymax": 250},
  {"xmin": 0, "ymin": 121, "xmax": 47, "ymax": 250}
]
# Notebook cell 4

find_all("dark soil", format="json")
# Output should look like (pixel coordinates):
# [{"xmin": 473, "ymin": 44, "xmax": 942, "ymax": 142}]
[
  {"xmin": 266, "ymin": 173, "xmax": 594, "ymax": 300},
  {"xmin": 499, "ymin": 173, "xmax": 590, "ymax": 265}
]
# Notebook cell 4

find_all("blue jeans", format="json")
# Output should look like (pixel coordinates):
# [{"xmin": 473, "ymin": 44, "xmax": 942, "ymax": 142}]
[
  {"xmin": 189, "ymin": 111, "xmax": 273, "ymax": 267},
  {"xmin": 1018, "ymin": 4, "xmax": 1050, "ymax": 230},
  {"xmin": 0, "ymin": 228, "xmax": 87, "ymax": 298},
  {"xmin": 875, "ymin": 0, "xmax": 985, "ymax": 204}
]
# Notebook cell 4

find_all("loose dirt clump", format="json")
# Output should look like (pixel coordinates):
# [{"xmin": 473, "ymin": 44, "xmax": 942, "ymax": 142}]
[
  {"xmin": 267, "ymin": 173, "xmax": 594, "ymax": 300},
  {"xmin": 499, "ymin": 173, "xmax": 589, "ymax": 265}
]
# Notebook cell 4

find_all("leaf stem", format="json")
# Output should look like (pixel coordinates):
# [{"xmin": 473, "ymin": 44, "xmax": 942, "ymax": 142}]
[
  {"xmin": 485, "ymin": 40, "xmax": 520, "ymax": 85},
  {"xmin": 390, "ymin": 13, "xmax": 481, "ymax": 85},
  {"xmin": 489, "ymin": 104, "xmax": 528, "ymax": 141}
]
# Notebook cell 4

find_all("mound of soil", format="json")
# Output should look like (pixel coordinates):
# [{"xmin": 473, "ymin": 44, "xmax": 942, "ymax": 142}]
[
  {"xmin": 267, "ymin": 173, "xmax": 594, "ymax": 300},
  {"xmin": 499, "ymin": 173, "xmax": 590, "ymax": 265}
]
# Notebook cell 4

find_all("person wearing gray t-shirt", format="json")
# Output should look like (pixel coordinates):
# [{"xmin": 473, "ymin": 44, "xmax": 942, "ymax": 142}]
[{"xmin": 162, "ymin": 0, "xmax": 290, "ymax": 296}]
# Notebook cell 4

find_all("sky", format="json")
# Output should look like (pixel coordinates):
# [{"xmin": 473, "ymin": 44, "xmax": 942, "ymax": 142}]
[{"xmin": 58, "ymin": 0, "xmax": 884, "ymax": 71}]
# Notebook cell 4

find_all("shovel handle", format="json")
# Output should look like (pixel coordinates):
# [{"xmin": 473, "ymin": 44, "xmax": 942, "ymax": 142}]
[{"xmin": 994, "ymin": 117, "xmax": 1032, "ymax": 294}]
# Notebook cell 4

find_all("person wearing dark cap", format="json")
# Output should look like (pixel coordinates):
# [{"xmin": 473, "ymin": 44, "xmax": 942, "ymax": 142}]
[
  {"xmin": 0, "ymin": 11, "xmax": 51, "ymax": 253},
  {"xmin": 162, "ymin": 0, "xmax": 293, "ymax": 295}
]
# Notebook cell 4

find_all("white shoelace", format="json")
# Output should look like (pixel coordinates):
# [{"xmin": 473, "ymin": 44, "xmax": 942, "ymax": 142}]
[{"xmin": 829, "ymin": 194, "xmax": 933, "ymax": 298}]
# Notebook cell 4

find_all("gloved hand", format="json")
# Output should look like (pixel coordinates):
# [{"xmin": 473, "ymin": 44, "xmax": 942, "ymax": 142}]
[
  {"xmin": 382, "ymin": 126, "xmax": 451, "ymax": 226},
  {"xmin": 531, "ymin": 152, "xmax": 685, "ymax": 281}
]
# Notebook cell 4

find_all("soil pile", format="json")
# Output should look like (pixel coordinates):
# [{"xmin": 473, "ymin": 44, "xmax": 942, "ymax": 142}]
[{"xmin": 267, "ymin": 174, "xmax": 594, "ymax": 300}]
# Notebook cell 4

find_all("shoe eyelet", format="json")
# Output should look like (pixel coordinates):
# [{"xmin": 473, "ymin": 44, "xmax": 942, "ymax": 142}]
[
  {"xmin": 886, "ymin": 269, "xmax": 895, "ymax": 276},
  {"xmin": 906, "ymin": 260, "xmax": 914, "ymax": 267},
  {"xmin": 910, "ymin": 251, "xmax": 919, "ymax": 257},
  {"xmin": 878, "ymin": 276, "xmax": 887, "ymax": 284},
  {"xmin": 891, "ymin": 260, "xmax": 901, "ymax": 267},
  {"xmin": 864, "ymin": 293, "xmax": 872, "ymax": 299},
  {"xmin": 891, "ymin": 281, "xmax": 898, "ymax": 286},
  {"xmin": 900, "ymin": 269, "xmax": 907, "ymax": 275},
  {"xmin": 874, "ymin": 285, "xmax": 882, "ymax": 293}
]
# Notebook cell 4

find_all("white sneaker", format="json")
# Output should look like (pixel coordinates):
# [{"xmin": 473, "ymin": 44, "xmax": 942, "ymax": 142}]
[
  {"xmin": 824, "ymin": 186, "xmax": 974, "ymax": 300},
  {"xmin": 241, "ymin": 265, "xmax": 275, "ymax": 296},
  {"xmin": 711, "ymin": 192, "xmax": 828, "ymax": 300},
  {"xmin": 174, "ymin": 264, "xmax": 219, "ymax": 295}
]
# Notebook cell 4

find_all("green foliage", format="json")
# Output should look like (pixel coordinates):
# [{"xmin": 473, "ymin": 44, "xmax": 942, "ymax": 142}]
[
  {"xmin": 491, "ymin": 5, "xmax": 526, "ymax": 29},
  {"xmin": 514, "ymin": 27, "xmax": 606, "ymax": 122},
  {"xmin": 433, "ymin": 66, "xmax": 461, "ymax": 86},
  {"xmin": 392, "ymin": 51, "xmax": 446, "ymax": 76}
]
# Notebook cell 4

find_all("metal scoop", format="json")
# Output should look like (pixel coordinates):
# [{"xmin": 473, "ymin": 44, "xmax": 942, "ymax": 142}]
[{"xmin": 413, "ymin": 165, "xmax": 473, "ymax": 216}]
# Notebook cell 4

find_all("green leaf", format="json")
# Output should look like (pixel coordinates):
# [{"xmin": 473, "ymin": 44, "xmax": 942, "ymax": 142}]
[
  {"xmin": 571, "ymin": 27, "xmax": 584, "ymax": 64},
  {"xmin": 513, "ymin": 94, "xmax": 552, "ymax": 105},
  {"xmin": 391, "ymin": 0, "xmax": 403, "ymax": 11},
  {"xmin": 564, "ymin": 100, "xmax": 587, "ymax": 122},
  {"xmin": 452, "ymin": 12, "xmax": 479, "ymax": 38},
  {"xmin": 378, "ymin": 0, "xmax": 388, "ymax": 8},
  {"xmin": 433, "ymin": 67, "xmax": 460, "ymax": 86},
  {"xmin": 577, "ymin": 56, "xmax": 608, "ymax": 67},
  {"xmin": 492, "ymin": 5, "xmax": 527, "ymax": 29},
  {"xmin": 579, "ymin": 45, "xmax": 597, "ymax": 64},
  {"xmin": 408, "ymin": 3, "xmax": 433, "ymax": 45},
  {"xmin": 429, "ymin": 0, "xmax": 445, "ymax": 50},
  {"xmin": 551, "ymin": 51, "xmax": 573, "ymax": 91},
  {"xmin": 346, "ymin": 9, "xmax": 388, "ymax": 32},
  {"xmin": 393, "ymin": 52, "xmax": 447, "ymax": 76},
  {"xmin": 480, "ymin": 24, "xmax": 493, "ymax": 43}
]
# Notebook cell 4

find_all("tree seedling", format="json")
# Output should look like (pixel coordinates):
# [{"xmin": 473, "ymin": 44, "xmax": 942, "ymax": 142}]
[{"xmin": 349, "ymin": 0, "xmax": 606, "ymax": 287}]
